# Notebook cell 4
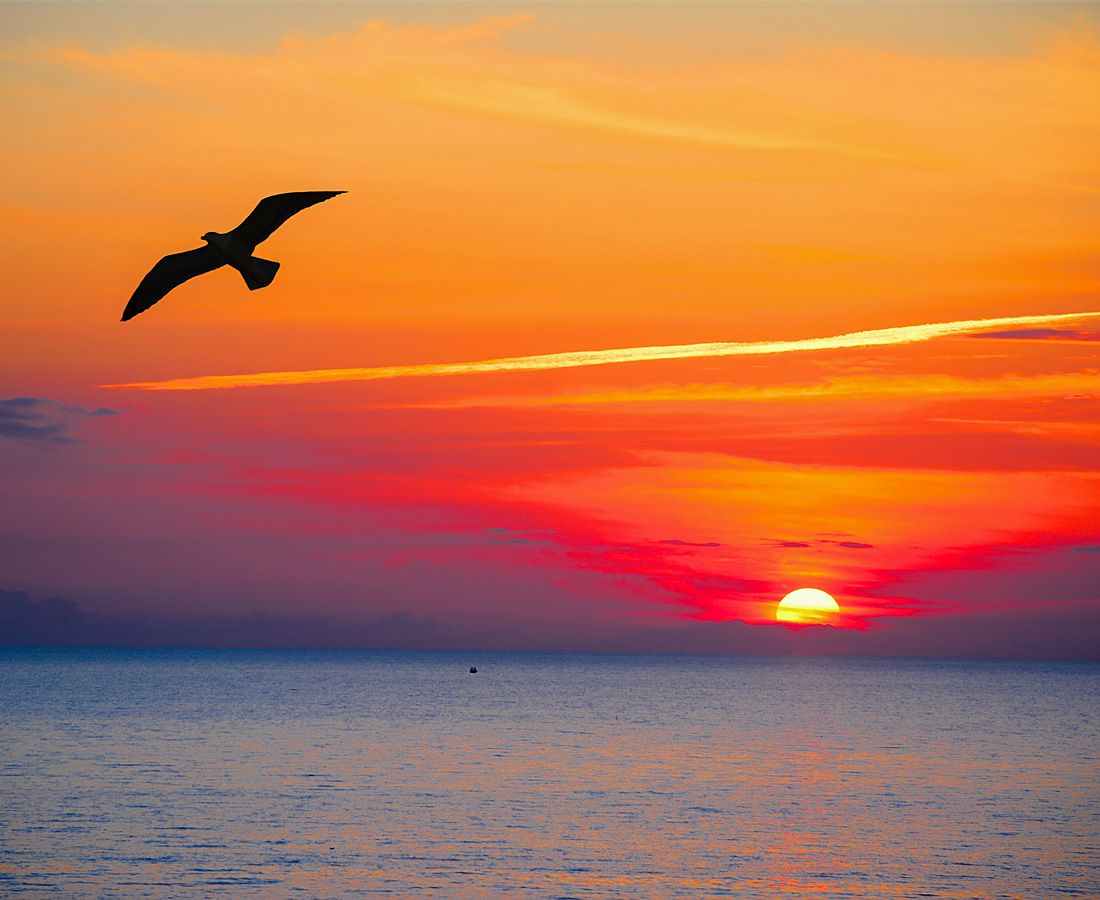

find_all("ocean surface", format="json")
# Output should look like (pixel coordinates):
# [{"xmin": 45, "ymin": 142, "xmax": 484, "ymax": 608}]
[{"xmin": 1, "ymin": 649, "xmax": 1097, "ymax": 898}]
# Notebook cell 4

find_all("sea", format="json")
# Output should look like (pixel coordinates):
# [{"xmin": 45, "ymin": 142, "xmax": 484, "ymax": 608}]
[{"xmin": 1, "ymin": 649, "xmax": 1097, "ymax": 897}]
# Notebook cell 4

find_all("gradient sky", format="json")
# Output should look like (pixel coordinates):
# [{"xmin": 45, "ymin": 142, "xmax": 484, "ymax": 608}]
[{"xmin": 2, "ymin": 2, "xmax": 1098, "ymax": 655}]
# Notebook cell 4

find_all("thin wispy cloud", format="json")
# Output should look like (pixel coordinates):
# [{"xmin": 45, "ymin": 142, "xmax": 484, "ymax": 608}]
[
  {"xmin": 411, "ymin": 73, "xmax": 921, "ymax": 165},
  {"xmin": 105, "ymin": 311, "xmax": 1100, "ymax": 392},
  {"xmin": 971, "ymin": 328, "xmax": 1100, "ymax": 343},
  {"xmin": 393, "ymin": 370, "xmax": 1100, "ymax": 410}
]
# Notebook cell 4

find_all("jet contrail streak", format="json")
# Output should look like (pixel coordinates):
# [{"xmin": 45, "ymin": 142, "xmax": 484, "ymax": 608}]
[{"xmin": 104, "ymin": 310, "xmax": 1100, "ymax": 391}]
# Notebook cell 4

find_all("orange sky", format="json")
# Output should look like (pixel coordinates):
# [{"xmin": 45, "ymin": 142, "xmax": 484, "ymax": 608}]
[{"xmin": 1, "ymin": 3, "xmax": 1098, "ymax": 654}]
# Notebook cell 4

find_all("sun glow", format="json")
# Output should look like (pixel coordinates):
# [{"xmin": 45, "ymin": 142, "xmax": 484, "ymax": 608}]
[{"xmin": 776, "ymin": 588, "xmax": 841, "ymax": 625}]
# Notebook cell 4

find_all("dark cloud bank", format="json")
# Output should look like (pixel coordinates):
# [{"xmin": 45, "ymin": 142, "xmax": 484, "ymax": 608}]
[
  {"xmin": 2, "ymin": 590, "xmax": 1097, "ymax": 660},
  {"xmin": 0, "ymin": 397, "xmax": 118, "ymax": 446},
  {"xmin": 0, "ymin": 591, "xmax": 455, "ymax": 651}
]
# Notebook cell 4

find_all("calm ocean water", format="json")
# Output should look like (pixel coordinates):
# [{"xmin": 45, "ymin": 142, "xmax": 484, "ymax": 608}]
[{"xmin": 1, "ymin": 649, "xmax": 1097, "ymax": 898}]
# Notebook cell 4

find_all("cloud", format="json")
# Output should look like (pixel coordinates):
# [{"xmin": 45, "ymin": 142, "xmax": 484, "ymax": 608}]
[
  {"xmin": 0, "ymin": 591, "xmax": 82, "ymax": 637},
  {"xmin": 41, "ymin": 14, "xmax": 936, "ymax": 168},
  {"xmin": 485, "ymin": 526, "xmax": 558, "ymax": 545},
  {"xmin": 0, "ymin": 397, "xmax": 119, "ymax": 446},
  {"xmin": 863, "ymin": 542, "xmax": 1100, "ymax": 623},
  {"xmin": 0, "ymin": 590, "xmax": 465, "ymax": 650},
  {"xmin": 407, "ymin": 370, "xmax": 1100, "ymax": 411},
  {"xmin": 4, "ymin": 589, "xmax": 1096, "ymax": 659},
  {"xmin": 773, "ymin": 538, "xmax": 874, "ymax": 550},
  {"xmin": 102, "ymin": 310, "xmax": 1100, "ymax": 392},
  {"xmin": 659, "ymin": 539, "xmax": 721, "ymax": 548},
  {"xmin": 613, "ymin": 604, "xmax": 1100, "ymax": 660},
  {"xmin": 402, "ymin": 65, "xmax": 919, "ymax": 165},
  {"xmin": 971, "ymin": 328, "xmax": 1100, "ymax": 342}
]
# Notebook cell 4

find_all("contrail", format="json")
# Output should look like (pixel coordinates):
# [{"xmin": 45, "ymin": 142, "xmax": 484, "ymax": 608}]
[{"xmin": 104, "ymin": 310, "xmax": 1100, "ymax": 391}]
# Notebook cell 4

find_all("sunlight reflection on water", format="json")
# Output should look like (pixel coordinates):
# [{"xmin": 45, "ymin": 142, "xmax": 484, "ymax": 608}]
[{"xmin": 1, "ymin": 649, "xmax": 1097, "ymax": 897}]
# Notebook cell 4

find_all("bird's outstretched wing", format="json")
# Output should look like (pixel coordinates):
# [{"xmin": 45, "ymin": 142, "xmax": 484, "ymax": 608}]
[
  {"xmin": 229, "ymin": 191, "xmax": 345, "ymax": 249},
  {"xmin": 121, "ymin": 245, "xmax": 224, "ymax": 322}
]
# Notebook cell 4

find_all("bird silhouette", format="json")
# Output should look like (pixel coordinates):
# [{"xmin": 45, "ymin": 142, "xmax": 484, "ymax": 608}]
[{"xmin": 121, "ymin": 191, "xmax": 344, "ymax": 321}]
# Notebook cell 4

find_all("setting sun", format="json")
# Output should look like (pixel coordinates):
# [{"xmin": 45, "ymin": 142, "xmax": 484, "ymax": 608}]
[{"xmin": 776, "ymin": 588, "xmax": 841, "ymax": 625}]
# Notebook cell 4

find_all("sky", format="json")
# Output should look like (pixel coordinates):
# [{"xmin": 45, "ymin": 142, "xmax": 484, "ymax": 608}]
[{"xmin": 1, "ymin": 2, "xmax": 1098, "ymax": 656}]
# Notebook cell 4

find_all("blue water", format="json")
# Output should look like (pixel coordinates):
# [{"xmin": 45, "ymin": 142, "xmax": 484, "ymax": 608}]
[{"xmin": 1, "ymin": 649, "xmax": 1097, "ymax": 897}]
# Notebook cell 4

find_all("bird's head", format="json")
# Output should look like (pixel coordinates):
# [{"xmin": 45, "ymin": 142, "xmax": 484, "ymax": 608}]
[{"xmin": 200, "ymin": 232, "xmax": 214, "ymax": 243}]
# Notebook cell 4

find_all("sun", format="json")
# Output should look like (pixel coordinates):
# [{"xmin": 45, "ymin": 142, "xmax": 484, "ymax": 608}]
[{"xmin": 776, "ymin": 588, "xmax": 841, "ymax": 625}]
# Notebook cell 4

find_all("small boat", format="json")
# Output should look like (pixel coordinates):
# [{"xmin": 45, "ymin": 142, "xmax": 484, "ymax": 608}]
[{"xmin": 469, "ymin": 666, "xmax": 478, "ymax": 674}]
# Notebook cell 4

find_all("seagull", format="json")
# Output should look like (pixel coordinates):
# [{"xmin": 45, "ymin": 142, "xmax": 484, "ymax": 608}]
[{"xmin": 121, "ymin": 190, "xmax": 345, "ymax": 322}]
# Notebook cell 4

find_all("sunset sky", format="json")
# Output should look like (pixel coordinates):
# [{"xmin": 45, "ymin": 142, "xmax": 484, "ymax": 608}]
[{"xmin": 2, "ymin": 2, "xmax": 1098, "ymax": 656}]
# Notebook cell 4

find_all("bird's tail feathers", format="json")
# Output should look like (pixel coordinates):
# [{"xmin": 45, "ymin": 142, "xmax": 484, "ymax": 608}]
[{"xmin": 241, "ymin": 257, "xmax": 280, "ymax": 291}]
